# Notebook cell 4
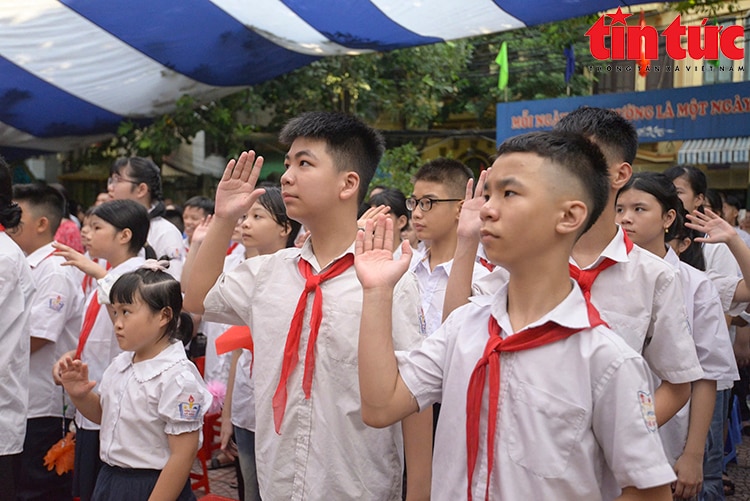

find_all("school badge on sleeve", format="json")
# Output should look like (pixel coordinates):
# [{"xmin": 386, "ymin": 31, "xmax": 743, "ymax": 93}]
[
  {"xmin": 638, "ymin": 391, "xmax": 657, "ymax": 432},
  {"xmin": 178, "ymin": 395, "xmax": 201, "ymax": 420},
  {"xmin": 48, "ymin": 295, "xmax": 64, "ymax": 312}
]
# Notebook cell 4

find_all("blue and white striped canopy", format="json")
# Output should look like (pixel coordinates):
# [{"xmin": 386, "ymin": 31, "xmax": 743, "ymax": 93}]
[{"xmin": 0, "ymin": 0, "xmax": 652, "ymax": 159}]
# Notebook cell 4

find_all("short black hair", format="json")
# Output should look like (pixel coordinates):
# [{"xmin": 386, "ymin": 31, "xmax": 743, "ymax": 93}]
[
  {"xmin": 183, "ymin": 196, "xmax": 215, "ymax": 216},
  {"xmin": 413, "ymin": 158, "xmax": 473, "ymax": 198},
  {"xmin": 279, "ymin": 111, "xmax": 385, "ymax": 205},
  {"xmin": 12, "ymin": 182, "xmax": 67, "ymax": 234},
  {"xmin": 725, "ymin": 194, "xmax": 743, "ymax": 211},
  {"xmin": 555, "ymin": 106, "xmax": 638, "ymax": 165},
  {"xmin": 704, "ymin": 189, "xmax": 723, "ymax": 213},
  {"xmin": 496, "ymin": 131, "xmax": 610, "ymax": 235}
]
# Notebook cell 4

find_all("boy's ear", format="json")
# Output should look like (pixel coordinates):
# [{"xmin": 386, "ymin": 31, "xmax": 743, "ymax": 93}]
[
  {"xmin": 610, "ymin": 162, "xmax": 633, "ymax": 191},
  {"xmin": 34, "ymin": 215, "xmax": 50, "ymax": 235},
  {"xmin": 455, "ymin": 200, "xmax": 465, "ymax": 221},
  {"xmin": 556, "ymin": 200, "xmax": 588, "ymax": 236},
  {"xmin": 339, "ymin": 171, "xmax": 360, "ymax": 202}
]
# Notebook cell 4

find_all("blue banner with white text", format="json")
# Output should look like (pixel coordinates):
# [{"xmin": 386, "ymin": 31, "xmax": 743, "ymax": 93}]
[{"xmin": 496, "ymin": 81, "xmax": 750, "ymax": 144}]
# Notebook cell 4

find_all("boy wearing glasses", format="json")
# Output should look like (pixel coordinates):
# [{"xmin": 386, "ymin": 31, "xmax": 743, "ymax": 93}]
[{"xmin": 407, "ymin": 159, "xmax": 490, "ymax": 336}]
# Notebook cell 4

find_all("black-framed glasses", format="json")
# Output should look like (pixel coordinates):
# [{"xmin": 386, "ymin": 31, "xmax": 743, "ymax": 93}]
[
  {"xmin": 405, "ymin": 197, "xmax": 462, "ymax": 212},
  {"xmin": 107, "ymin": 174, "xmax": 140, "ymax": 186}
]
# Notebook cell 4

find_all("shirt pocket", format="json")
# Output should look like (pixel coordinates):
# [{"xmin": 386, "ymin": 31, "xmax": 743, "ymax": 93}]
[
  {"xmin": 321, "ymin": 295, "xmax": 360, "ymax": 366},
  {"xmin": 506, "ymin": 381, "xmax": 587, "ymax": 478}
]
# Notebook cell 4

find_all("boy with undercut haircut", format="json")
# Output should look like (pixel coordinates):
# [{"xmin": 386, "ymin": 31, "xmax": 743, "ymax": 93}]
[
  {"xmin": 184, "ymin": 111, "xmax": 432, "ymax": 500},
  {"xmin": 9, "ymin": 183, "xmax": 84, "ymax": 501},
  {"xmin": 408, "ymin": 158, "xmax": 489, "ymax": 336},
  {"xmin": 354, "ymin": 131, "xmax": 675, "ymax": 500},
  {"xmin": 445, "ymin": 107, "xmax": 702, "ymax": 429}
]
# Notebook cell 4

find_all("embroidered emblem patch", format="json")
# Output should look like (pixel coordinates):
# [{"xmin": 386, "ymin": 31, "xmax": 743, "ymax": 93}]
[
  {"xmin": 178, "ymin": 395, "xmax": 201, "ymax": 420},
  {"xmin": 638, "ymin": 391, "xmax": 657, "ymax": 432},
  {"xmin": 48, "ymin": 295, "xmax": 64, "ymax": 312}
]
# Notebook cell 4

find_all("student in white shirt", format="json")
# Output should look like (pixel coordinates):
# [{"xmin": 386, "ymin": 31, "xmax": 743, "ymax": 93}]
[
  {"xmin": 354, "ymin": 131, "xmax": 674, "ymax": 500},
  {"xmin": 184, "ymin": 112, "xmax": 432, "ymax": 501},
  {"xmin": 107, "ymin": 157, "xmax": 184, "ymax": 279},
  {"xmin": 445, "ymin": 107, "xmax": 702, "ymax": 427},
  {"xmin": 60, "ymin": 266, "xmax": 211, "ymax": 501},
  {"xmin": 214, "ymin": 187, "xmax": 301, "ymax": 501},
  {"xmin": 408, "ymin": 158, "xmax": 489, "ymax": 337},
  {"xmin": 615, "ymin": 172, "xmax": 738, "ymax": 499},
  {"xmin": 52, "ymin": 199, "xmax": 149, "ymax": 501},
  {"xmin": 0, "ymin": 156, "xmax": 35, "ymax": 500},
  {"xmin": 10, "ymin": 183, "xmax": 85, "ymax": 500}
]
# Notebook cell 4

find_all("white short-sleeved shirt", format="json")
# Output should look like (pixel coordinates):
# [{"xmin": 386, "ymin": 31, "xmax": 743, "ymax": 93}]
[
  {"xmin": 396, "ymin": 281, "xmax": 675, "ymax": 500},
  {"xmin": 76, "ymin": 256, "xmax": 144, "ymax": 430},
  {"xmin": 98, "ymin": 341, "xmax": 212, "ymax": 469},
  {"xmin": 659, "ymin": 248, "xmax": 739, "ymax": 463},
  {"xmin": 0, "ymin": 232, "xmax": 35, "ymax": 455},
  {"xmin": 144, "ymin": 216, "xmax": 184, "ymax": 280},
  {"xmin": 201, "ymin": 248, "xmax": 247, "ymax": 384},
  {"xmin": 231, "ymin": 349, "xmax": 255, "ymax": 432},
  {"xmin": 473, "ymin": 228, "xmax": 702, "ymax": 384},
  {"xmin": 26, "ymin": 242, "xmax": 84, "ymax": 418},
  {"xmin": 410, "ymin": 248, "xmax": 490, "ymax": 336},
  {"xmin": 203, "ymin": 238, "xmax": 424, "ymax": 501}
]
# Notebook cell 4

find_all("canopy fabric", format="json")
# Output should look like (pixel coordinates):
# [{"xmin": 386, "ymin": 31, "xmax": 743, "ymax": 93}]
[
  {"xmin": 678, "ymin": 137, "xmax": 750, "ymax": 166},
  {"xmin": 0, "ymin": 0, "xmax": 653, "ymax": 159}
]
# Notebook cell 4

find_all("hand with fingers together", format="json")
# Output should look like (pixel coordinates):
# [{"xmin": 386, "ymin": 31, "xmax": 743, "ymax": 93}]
[
  {"xmin": 215, "ymin": 151, "xmax": 266, "ymax": 221},
  {"xmin": 457, "ymin": 168, "xmax": 490, "ymax": 240},
  {"xmin": 354, "ymin": 215, "xmax": 412, "ymax": 291}
]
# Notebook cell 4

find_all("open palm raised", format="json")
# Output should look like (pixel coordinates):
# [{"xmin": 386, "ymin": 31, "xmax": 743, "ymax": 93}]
[{"xmin": 215, "ymin": 150, "xmax": 266, "ymax": 220}]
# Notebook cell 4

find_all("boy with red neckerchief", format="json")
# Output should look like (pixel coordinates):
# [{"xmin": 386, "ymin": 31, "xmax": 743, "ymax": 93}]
[
  {"xmin": 355, "ymin": 131, "xmax": 675, "ymax": 500},
  {"xmin": 184, "ymin": 111, "xmax": 431, "ymax": 501}
]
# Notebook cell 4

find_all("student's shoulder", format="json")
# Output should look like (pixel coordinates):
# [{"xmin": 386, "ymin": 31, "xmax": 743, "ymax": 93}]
[
  {"xmin": 626, "ymin": 244, "xmax": 679, "ymax": 281},
  {"xmin": 579, "ymin": 323, "xmax": 645, "ymax": 366}
]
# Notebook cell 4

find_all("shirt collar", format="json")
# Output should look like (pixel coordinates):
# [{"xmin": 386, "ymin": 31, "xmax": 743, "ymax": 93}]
[
  {"xmin": 115, "ymin": 341, "xmax": 187, "ymax": 383},
  {"xmin": 26, "ymin": 241, "xmax": 56, "ymax": 268},
  {"xmin": 471, "ymin": 279, "xmax": 594, "ymax": 336},
  {"xmin": 573, "ymin": 225, "xmax": 631, "ymax": 270},
  {"xmin": 410, "ymin": 248, "xmax": 453, "ymax": 275},
  {"xmin": 664, "ymin": 246, "xmax": 680, "ymax": 268},
  {"xmin": 298, "ymin": 237, "xmax": 355, "ymax": 273}
]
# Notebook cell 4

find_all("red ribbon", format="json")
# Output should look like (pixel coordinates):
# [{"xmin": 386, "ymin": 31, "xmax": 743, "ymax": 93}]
[
  {"xmin": 478, "ymin": 257, "xmax": 496, "ymax": 273},
  {"xmin": 271, "ymin": 253, "xmax": 354, "ymax": 434},
  {"xmin": 466, "ymin": 307, "xmax": 604, "ymax": 500},
  {"xmin": 74, "ymin": 294, "xmax": 102, "ymax": 360},
  {"xmin": 226, "ymin": 241, "xmax": 239, "ymax": 256},
  {"xmin": 568, "ymin": 231, "xmax": 633, "ymax": 323}
]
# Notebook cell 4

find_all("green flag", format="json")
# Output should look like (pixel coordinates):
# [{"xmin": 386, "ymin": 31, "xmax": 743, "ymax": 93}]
[{"xmin": 496, "ymin": 42, "xmax": 508, "ymax": 90}]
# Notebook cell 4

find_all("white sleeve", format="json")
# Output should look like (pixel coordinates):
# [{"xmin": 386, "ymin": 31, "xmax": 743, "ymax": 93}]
[
  {"xmin": 28, "ymin": 269, "xmax": 80, "ymax": 342},
  {"xmin": 593, "ymin": 354, "xmax": 676, "ymax": 489}
]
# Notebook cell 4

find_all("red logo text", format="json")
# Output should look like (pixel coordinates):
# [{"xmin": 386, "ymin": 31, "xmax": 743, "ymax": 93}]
[{"xmin": 586, "ymin": 8, "xmax": 744, "ymax": 61}]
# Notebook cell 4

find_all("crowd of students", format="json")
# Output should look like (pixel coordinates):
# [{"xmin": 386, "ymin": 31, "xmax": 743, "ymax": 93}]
[{"xmin": 0, "ymin": 107, "xmax": 748, "ymax": 500}]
